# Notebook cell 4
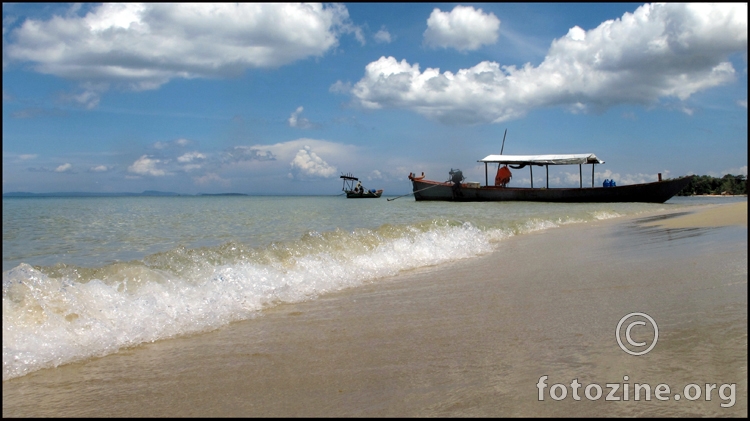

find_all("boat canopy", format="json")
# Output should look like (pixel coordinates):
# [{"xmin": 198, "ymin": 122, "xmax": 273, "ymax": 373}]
[{"xmin": 478, "ymin": 153, "xmax": 604, "ymax": 166}]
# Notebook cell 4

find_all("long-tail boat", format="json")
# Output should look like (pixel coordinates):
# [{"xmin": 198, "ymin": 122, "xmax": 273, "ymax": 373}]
[
  {"xmin": 340, "ymin": 174, "xmax": 383, "ymax": 198},
  {"xmin": 408, "ymin": 153, "xmax": 692, "ymax": 203}
]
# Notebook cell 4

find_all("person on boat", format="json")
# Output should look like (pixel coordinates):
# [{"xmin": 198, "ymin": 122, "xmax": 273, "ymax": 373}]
[
  {"xmin": 408, "ymin": 172, "xmax": 425, "ymax": 181},
  {"xmin": 495, "ymin": 165, "xmax": 512, "ymax": 187},
  {"xmin": 354, "ymin": 181, "xmax": 363, "ymax": 194}
]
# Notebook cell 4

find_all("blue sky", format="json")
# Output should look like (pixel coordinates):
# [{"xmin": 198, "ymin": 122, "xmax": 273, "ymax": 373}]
[{"xmin": 2, "ymin": 3, "xmax": 747, "ymax": 195}]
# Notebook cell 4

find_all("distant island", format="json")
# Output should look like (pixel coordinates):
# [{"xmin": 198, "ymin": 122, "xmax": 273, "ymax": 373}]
[
  {"xmin": 2, "ymin": 190, "xmax": 248, "ymax": 198},
  {"xmin": 676, "ymin": 174, "xmax": 747, "ymax": 196},
  {"xmin": 198, "ymin": 193, "xmax": 249, "ymax": 196}
]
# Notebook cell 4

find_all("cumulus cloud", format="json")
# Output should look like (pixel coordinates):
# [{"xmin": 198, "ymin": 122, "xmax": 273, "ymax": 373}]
[
  {"xmin": 288, "ymin": 145, "xmax": 337, "ymax": 180},
  {"xmin": 177, "ymin": 151, "xmax": 206, "ymax": 163},
  {"xmin": 423, "ymin": 5, "xmax": 500, "ymax": 51},
  {"xmin": 128, "ymin": 155, "xmax": 166, "ymax": 176},
  {"xmin": 349, "ymin": 3, "xmax": 746, "ymax": 125},
  {"xmin": 4, "ymin": 3, "xmax": 358, "ymax": 98},
  {"xmin": 227, "ymin": 138, "xmax": 354, "ymax": 169},
  {"xmin": 288, "ymin": 106, "xmax": 317, "ymax": 129},
  {"xmin": 89, "ymin": 165, "xmax": 110, "ymax": 172},
  {"xmin": 374, "ymin": 28, "xmax": 392, "ymax": 44},
  {"xmin": 54, "ymin": 163, "xmax": 73, "ymax": 173}
]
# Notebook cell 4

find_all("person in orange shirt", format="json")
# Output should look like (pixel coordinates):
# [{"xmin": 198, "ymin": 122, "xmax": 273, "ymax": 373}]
[{"xmin": 495, "ymin": 165, "xmax": 512, "ymax": 187}]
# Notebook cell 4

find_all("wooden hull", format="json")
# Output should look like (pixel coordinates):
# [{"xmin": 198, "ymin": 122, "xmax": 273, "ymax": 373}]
[
  {"xmin": 346, "ymin": 190, "xmax": 383, "ymax": 199},
  {"xmin": 411, "ymin": 176, "xmax": 693, "ymax": 203}
]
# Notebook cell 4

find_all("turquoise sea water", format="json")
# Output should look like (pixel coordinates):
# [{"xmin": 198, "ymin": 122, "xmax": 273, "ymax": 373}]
[{"xmin": 2, "ymin": 194, "xmax": 744, "ymax": 380}]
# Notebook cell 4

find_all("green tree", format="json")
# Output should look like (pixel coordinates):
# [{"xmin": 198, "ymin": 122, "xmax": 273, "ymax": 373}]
[{"xmin": 677, "ymin": 174, "xmax": 747, "ymax": 196}]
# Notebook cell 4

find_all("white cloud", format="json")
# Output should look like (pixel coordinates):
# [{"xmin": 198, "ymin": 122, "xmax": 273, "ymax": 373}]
[
  {"xmin": 128, "ymin": 155, "xmax": 166, "ymax": 176},
  {"xmin": 4, "ymin": 3, "xmax": 358, "ymax": 95},
  {"xmin": 222, "ymin": 139, "xmax": 355, "ymax": 176},
  {"xmin": 367, "ymin": 170, "xmax": 383, "ymax": 180},
  {"xmin": 288, "ymin": 145, "xmax": 337, "ymax": 180},
  {"xmin": 89, "ymin": 165, "xmax": 109, "ymax": 172},
  {"xmin": 722, "ymin": 165, "xmax": 748, "ymax": 177},
  {"xmin": 19, "ymin": 154, "xmax": 38, "ymax": 160},
  {"xmin": 182, "ymin": 164, "xmax": 202, "ymax": 172},
  {"xmin": 58, "ymin": 82, "xmax": 109, "ymax": 109},
  {"xmin": 288, "ymin": 106, "xmax": 316, "ymax": 129},
  {"xmin": 738, "ymin": 99, "xmax": 748, "ymax": 108},
  {"xmin": 329, "ymin": 80, "xmax": 351, "ymax": 94},
  {"xmin": 224, "ymin": 146, "xmax": 276, "ymax": 163},
  {"xmin": 351, "ymin": 4, "xmax": 747, "ymax": 125},
  {"xmin": 423, "ymin": 6, "xmax": 500, "ymax": 52},
  {"xmin": 177, "ymin": 151, "xmax": 206, "ymax": 163},
  {"xmin": 374, "ymin": 28, "xmax": 392, "ymax": 44},
  {"xmin": 193, "ymin": 172, "xmax": 229, "ymax": 187},
  {"xmin": 155, "ymin": 138, "xmax": 191, "ymax": 149},
  {"xmin": 54, "ymin": 163, "xmax": 73, "ymax": 173}
]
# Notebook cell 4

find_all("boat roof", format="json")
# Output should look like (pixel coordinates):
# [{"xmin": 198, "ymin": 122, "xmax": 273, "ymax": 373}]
[{"xmin": 478, "ymin": 153, "xmax": 604, "ymax": 165}]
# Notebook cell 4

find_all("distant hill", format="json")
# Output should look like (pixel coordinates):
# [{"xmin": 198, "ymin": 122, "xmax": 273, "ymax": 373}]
[
  {"xmin": 3, "ymin": 190, "xmax": 183, "ymax": 197},
  {"xmin": 141, "ymin": 190, "xmax": 181, "ymax": 196}
]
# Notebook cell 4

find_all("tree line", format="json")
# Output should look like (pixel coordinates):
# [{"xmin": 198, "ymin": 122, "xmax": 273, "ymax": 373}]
[{"xmin": 677, "ymin": 174, "xmax": 747, "ymax": 196}]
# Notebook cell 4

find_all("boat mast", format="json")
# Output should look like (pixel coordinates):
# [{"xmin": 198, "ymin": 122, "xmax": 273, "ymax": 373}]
[{"xmin": 486, "ymin": 129, "xmax": 508, "ymax": 187}]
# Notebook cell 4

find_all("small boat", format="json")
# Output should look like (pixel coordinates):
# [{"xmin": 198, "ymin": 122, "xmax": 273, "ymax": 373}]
[
  {"xmin": 340, "ymin": 174, "xmax": 383, "ymax": 198},
  {"xmin": 408, "ymin": 153, "xmax": 693, "ymax": 203}
]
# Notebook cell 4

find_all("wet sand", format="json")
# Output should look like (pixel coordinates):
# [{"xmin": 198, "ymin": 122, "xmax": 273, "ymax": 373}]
[
  {"xmin": 642, "ymin": 201, "xmax": 747, "ymax": 229},
  {"xmin": 3, "ymin": 202, "xmax": 747, "ymax": 417}
]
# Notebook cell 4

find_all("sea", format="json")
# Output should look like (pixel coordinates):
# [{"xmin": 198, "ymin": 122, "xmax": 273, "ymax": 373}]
[{"xmin": 2, "ymin": 194, "xmax": 744, "ymax": 382}]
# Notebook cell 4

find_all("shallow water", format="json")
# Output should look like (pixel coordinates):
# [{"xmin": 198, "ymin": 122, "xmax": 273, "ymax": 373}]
[
  {"xmin": 2, "ymin": 203, "xmax": 745, "ymax": 417},
  {"xmin": 2, "ymin": 195, "xmax": 744, "ymax": 381}
]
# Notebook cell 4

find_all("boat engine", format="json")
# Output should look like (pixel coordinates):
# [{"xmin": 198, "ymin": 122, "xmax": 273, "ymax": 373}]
[
  {"xmin": 449, "ymin": 168, "xmax": 465, "ymax": 198},
  {"xmin": 449, "ymin": 168, "xmax": 464, "ymax": 184}
]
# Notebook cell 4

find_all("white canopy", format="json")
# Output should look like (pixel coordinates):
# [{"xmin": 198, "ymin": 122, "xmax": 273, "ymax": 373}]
[{"xmin": 478, "ymin": 153, "xmax": 604, "ymax": 165}]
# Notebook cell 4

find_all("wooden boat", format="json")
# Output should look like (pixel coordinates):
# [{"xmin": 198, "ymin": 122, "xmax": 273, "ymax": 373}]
[
  {"xmin": 408, "ymin": 154, "xmax": 693, "ymax": 203},
  {"xmin": 340, "ymin": 174, "xmax": 383, "ymax": 199}
]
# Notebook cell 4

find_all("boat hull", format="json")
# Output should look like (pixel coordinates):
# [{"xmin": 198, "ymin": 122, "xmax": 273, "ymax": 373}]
[
  {"xmin": 411, "ymin": 176, "xmax": 693, "ymax": 203},
  {"xmin": 346, "ymin": 190, "xmax": 383, "ymax": 199}
]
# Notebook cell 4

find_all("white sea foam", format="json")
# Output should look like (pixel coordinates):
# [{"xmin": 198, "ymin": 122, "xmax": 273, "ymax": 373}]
[
  {"xmin": 2, "ymin": 222, "xmax": 497, "ymax": 380},
  {"xmin": 591, "ymin": 210, "xmax": 623, "ymax": 220}
]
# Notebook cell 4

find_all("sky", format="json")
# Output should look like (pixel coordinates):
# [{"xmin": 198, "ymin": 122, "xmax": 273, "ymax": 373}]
[{"xmin": 2, "ymin": 3, "xmax": 747, "ymax": 195}]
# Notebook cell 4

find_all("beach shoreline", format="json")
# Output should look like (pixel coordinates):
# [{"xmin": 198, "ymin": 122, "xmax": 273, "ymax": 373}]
[
  {"xmin": 3, "ymin": 201, "xmax": 747, "ymax": 417},
  {"xmin": 642, "ymin": 201, "xmax": 746, "ymax": 229}
]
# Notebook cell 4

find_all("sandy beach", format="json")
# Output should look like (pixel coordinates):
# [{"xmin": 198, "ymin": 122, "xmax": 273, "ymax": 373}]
[
  {"xmin": 642, "ymin": 201, "xmax": 747, "ymax": 229},
  {"xmin": 3, "ymin": 201, "xmax": 747, "ymax": 417}
]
